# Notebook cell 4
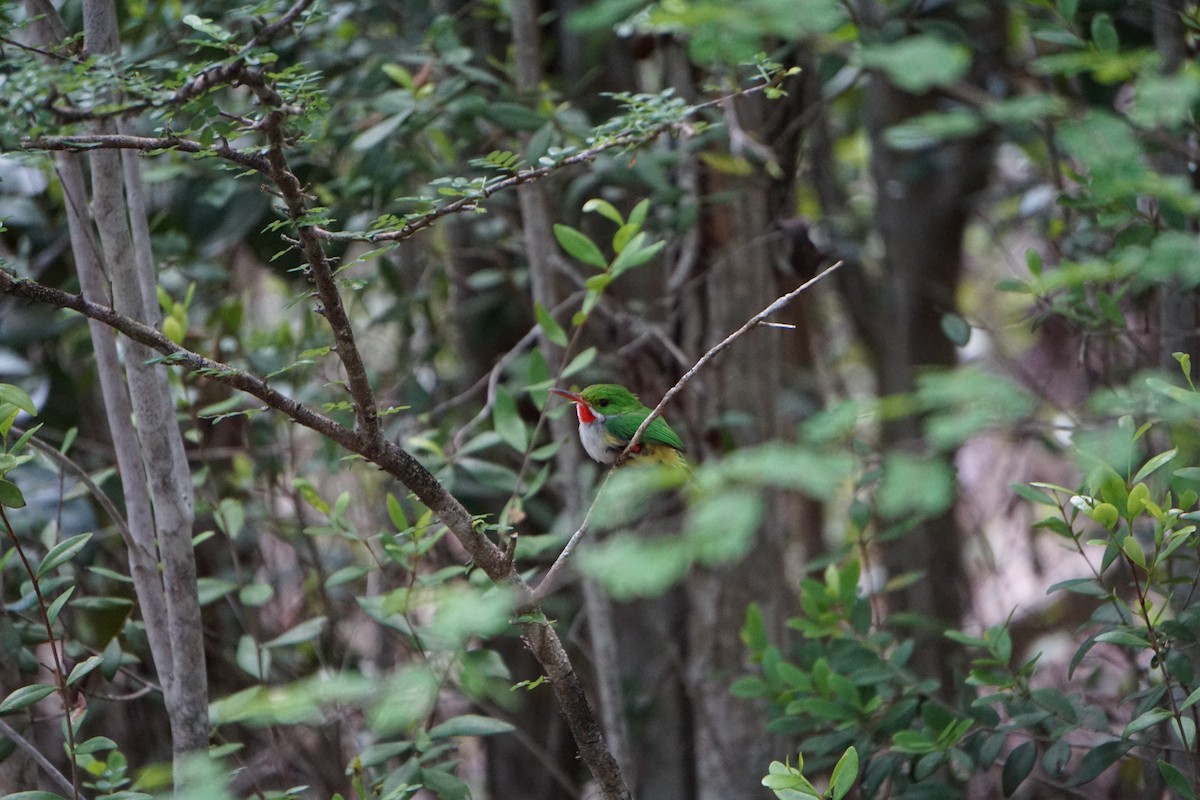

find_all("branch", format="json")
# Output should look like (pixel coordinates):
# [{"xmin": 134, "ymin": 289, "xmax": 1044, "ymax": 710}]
[
  {"xmin": 621, "ymin": 260, "xmax": 845, "ymax": 459},
  {"xmin": 0, "ymin": 267, "xmax": 627, "ymax": 796},
  {"xmin": 22, "ymin": 133, "xmax": 271, "ymax": 173},
  {"xmin": 311, "ymin": 72, "xmax": 793, "ymax": 245},
  {"xmin": 0, "ymin": 717, "xmax": 81, "ymax": 798}
]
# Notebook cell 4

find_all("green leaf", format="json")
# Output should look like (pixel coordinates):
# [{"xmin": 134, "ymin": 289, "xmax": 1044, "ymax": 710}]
[
  {"xmin": 1002, "ymin": 741, "xmax": 1036, "ymax": 797},
  {"xmin": 264, "ymin": 616, "xmax": 327, "ymax": 649},
  {"xmin": 829, "ymin": 746, "xmax": 859, "ymax": 800},
  {"xmin": 1, "ymin": 793, "xmax": 69, "ymax": 800},
  {"xmin": 1065, "ymin": 740, "xmax": 1131, "ymax": 787},
  {"xmin": 1090, "ymin": 12, "xmax": 1118, "ymax": 54},
  {"xmin": 876, "ymin": 453, "xmax": 955, "ymax": 519},
  {"xmin": 1159, "ymin": 760, "xmax": 1200, "ymax": 800},
  {"xmin": 561, "ymin": 347, "xmax": 597, "ymax": 379},
  {"xmin": 1095, "ymin": 629, "xmax": 1151, "ymax": 647},
  {"xmin": 0, "ymin": 684, "xmax": 57, "ymax": 715},
  {"xmin": 73, "ymin": 735, "xmax": 118, "ymax": 755},
  {"xmin": 0, "ymin": 479, "xmax": 25, "ymax": 508},
  {"xmin": 428, "ymin": 713, "xmax": 516, "ymax": 738},
  {"xmin": 1121, "ymin": 535, "xmax": 1146, "ymax": 569},
  {"xmin": 858, "ymin": 34, "xmax": 971, "ymax": 93},
  {"xmin": 420, "ymin": 768, "xmax": 470, "ymax": 800},
  {"xmin": 553, "ymin": 224, "xmax": 607, "ymax": 269},
  {"xmin": 239, "ymin": 582, "xmax": 273, "ymax": 607},
  {"xmin": 534, "ymin": 302, "xmax": 568, "ymax": 348},
  {"xmin": 66, "ymin": 656, "xmax": 103, "ymax": 687},
  {"xmin": 1133, "ymin": 449, "xmax": 1177, "ymax": 483},
  {"xmin": 1011, "ymin": 483, "xmax": 1057, "ymax": 506},
  {"xmin": 38, "ymin": 533, "xmax": 93, "ymax": 578},
  {"xmin": 492, "ymin": 387, "xmax": 528, "ymax": 452},
  {"xmin": 0, "ymin": 384, "xmax": 36, "ymax": 415},
  {"xmin": 386, "ymin": 492, "xmax": 409, "ymax": 531},
  {"xmin": 610, "ymin": 236, "xmax": 665, "ymax": 277},
  {"xmin": 582, "ymin": 198, "xmax": 624, "ymax": 225},
  {"xmin": 940, "ymin": 313, "xmax": 971, "ymax": 346},
  {"xmin": 45, "ymin": 587, "xmax": 74, "ymax": 628},
  {"xmin": 1123, "ymin": 708, "xmax": 1173, "ymax": 738}
]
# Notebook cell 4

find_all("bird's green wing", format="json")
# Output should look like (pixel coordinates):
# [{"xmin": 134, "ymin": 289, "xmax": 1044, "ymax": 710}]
[{"xmin": 604, "ymin": 412, "xmax": 685, "ymax": 452}]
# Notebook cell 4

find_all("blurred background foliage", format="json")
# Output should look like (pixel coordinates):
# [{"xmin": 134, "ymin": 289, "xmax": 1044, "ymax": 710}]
[{"xmin": 3, "ymin": 0, "xmax": 1200, "ymax": 798}]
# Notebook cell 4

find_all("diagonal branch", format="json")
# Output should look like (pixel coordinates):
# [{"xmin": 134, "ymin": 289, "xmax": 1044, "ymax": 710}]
[
  {"xmin": 621, "ymin": 260, "xmax": 845, "ymax": 459},
  {"xmin": 0, "ymin": 266, "xmax": 627, "ymax": 798}
]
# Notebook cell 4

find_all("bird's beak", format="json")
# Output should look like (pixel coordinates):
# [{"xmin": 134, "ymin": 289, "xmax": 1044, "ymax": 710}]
[{"xmin": 548, "ymin": 387, "xmax": 584, "ymax": 404}]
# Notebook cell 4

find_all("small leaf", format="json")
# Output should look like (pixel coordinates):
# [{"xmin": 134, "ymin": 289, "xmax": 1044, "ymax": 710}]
[
  {"xmin": 1065, "ymin": 740, "xmax": 1130, "ymax": 787},
  {"xmin": 264, "ymin": 616, "xmax": 327, "ymax": 649},
  {"xmin": 535, "ymin": 302, "xmax": 569, "ymax": 347},
  {"xmin": 1123, "ymin": 708, "xmax": 1173, "ymax": 738},
  {"xmin": 1133, "ymin": 449, "xmax": 1177, "ymax": 483},
  {"xmin": 0, "ymin": 384, "xmax": 36, "ymax": 415},
  {"xmin": 0, "ymin": 479, "xmax": 25, "ymax": 508},
  {"xmin": 1159, "ymin": 760, "xmax": 1200, "ymax": 800},
  {"xmin": 66, "ymin": 656, "xmax": 103, "ymax": 687},
  {"xmin": 46, "ymin": 587, "xmax": 75, "ymax": 628},
  {"xmin": 0, "ymin": 684, "xmax": 57, "ymax": 715},
  {"xmin": 38, "ymin": 533, "xmax": 93, "ymax": 578},
  {"xmin": 428, "ymin": 714, "xmax": 516, "ymax": 738},
  {"xmin": 386, "ymin": 492, "xmax": 409, "ymax": 531},
  {"xmin": 492, "ymin": 387, "xmax": 528, "ymax": 452},
  {"xmin": 829, "ymin": 746, "xmax": 859, "ymax": 800},
  {"xmin": 561, "ymin": 347, "xmax": 597, "ymax": 379},
  {"xmin": 1121, "ymin": 535, "xmax": 1146, "ymax": 569},
  {"xmin": 1026, "ymin": 249, "xmax": 1043, "ymax": 276},
  {"xmin": 1002, "ymin": 741, "xmax": 1036, "ymax": 797},
  {"xmin": 73, "ymin": 736, "xmax": 119, "ymax": 756},
  {"xmin": 553, "ymin": 224, "xmax": 608, "ymax": 269},
  {"xmin": 582, "ymin": 198, "xmax": 624, "ymax": 225},
  {"xmin": 1090, "ymin": 12, "xmax": 1119, "ymax": 54},
  {"xmin": 940, "ymin": 313, "xmax": 972, "ymax": 347},
  {"xmin": 1011, "ymin": 483, "xmax": 1057, "ymax": 506}
]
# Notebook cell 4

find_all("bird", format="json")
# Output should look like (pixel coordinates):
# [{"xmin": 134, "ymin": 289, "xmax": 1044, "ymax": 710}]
[{"xmin": 548, "ymin": 384, "xmax": 686, "ymax": 467}]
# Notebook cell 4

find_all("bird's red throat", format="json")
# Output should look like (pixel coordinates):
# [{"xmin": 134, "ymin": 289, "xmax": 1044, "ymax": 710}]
[{"xmin": 575, "ymin": 403, "xmax": 597, "ymax": 424}]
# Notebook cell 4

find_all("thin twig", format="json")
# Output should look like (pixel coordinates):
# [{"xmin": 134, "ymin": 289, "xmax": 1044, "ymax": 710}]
[
  {"xmin": 10, "ymin": 425, "xmax": 134, "ymax": 548},
  {"xmin": 534, "ymin": 260, "xmax": 844, "ymax": 601},
  {"xmin": 0, "ymin": 717, "xmax": 81, "ymax": 798},
  {"xmin": 531, "ymin": 469, "xmax": 616, "ymax": 601},
  {"xmin": 621, "ymin": 259, "xmax": 844, "ymax": 458}
]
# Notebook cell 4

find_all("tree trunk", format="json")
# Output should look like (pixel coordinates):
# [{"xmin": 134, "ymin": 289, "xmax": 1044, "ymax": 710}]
[{"xmin": 860, "ymin": 3, "xmax": 1006, "ymax": 684}]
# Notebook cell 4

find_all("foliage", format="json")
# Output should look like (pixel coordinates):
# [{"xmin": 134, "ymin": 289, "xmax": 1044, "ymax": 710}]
[{"xmin": 5, "ymin": 0, "xmax": 1200, "ymax": 798}]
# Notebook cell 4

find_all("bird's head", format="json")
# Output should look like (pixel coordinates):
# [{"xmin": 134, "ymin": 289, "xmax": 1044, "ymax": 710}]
[{"xmin": 549, "ymin": 383, "xmax": 641, "ymax": 422}]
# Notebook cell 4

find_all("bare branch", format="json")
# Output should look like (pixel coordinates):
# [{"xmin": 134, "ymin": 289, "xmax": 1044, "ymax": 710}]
[
  {"xmin": 0, "ymin": 717, "xmax": 81, "ymax": 798},
  {"xmin": 622, "ymin": 260, "xmax": 845, "ymax": 459}
]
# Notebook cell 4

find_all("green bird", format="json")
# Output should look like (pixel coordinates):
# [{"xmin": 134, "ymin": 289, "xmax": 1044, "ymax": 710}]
[{"xmin": 549, "ymin": 384, "xmax": 686, "ymax": 467}]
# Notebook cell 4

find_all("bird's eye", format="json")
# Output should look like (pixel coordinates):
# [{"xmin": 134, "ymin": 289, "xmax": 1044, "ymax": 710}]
[{"xmin": 598, "ymin": 399, "xmax": 609, "ymax": 408}]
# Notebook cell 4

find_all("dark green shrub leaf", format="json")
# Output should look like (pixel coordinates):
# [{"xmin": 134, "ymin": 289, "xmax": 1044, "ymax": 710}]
[
  {"xmin": 1159, "ymin": 760, "xmax": 1200, "ymax": 800},
  {"xmin": 1002, "ymin": 740, "xmax": 1036, "ymax": 796},
  {"xmin": 1065, "ymin": 740, "xmax": 1132, "ymax": 786},
  {"xmin": 0, "ymin": 479, "xmax": 25, "ymax": 509},
  {"xmin": 829, "ymin": 746, "xmax": 859, "ymax": 800},
  {"xmin": 37, "ymin": 532, "xmax": 92, "ymax": 578},
  {"xmin": 0, "ymin": 684, "xmax": 57, "ymax": 715},
  {"xmin": 428, "ymin": 714, "xmax": 515, "ymax": 739}
]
